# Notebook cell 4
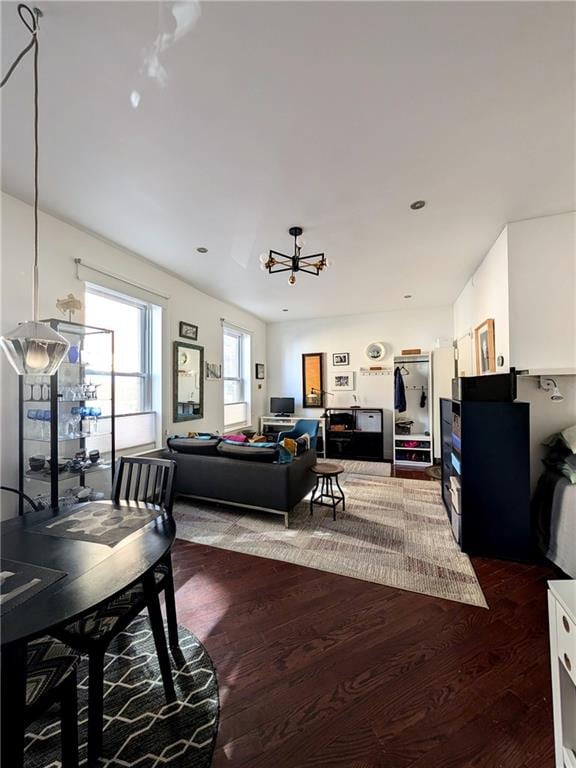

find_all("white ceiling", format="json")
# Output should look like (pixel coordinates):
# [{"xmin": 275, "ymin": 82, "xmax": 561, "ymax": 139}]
[{"xmin": 1, "ymin": 1, "xmax": 574, "ymax": 322}]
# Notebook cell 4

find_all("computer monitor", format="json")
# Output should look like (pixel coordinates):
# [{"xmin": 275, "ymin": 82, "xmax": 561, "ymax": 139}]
[{"xmin": 270, "ymin": 397, "xmax": 295, "ymax": 415}]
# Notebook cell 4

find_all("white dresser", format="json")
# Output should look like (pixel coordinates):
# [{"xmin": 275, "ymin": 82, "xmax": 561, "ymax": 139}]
[{"xmin": 548, "ymin": 580, "xmax": 576, "ymax": 768}]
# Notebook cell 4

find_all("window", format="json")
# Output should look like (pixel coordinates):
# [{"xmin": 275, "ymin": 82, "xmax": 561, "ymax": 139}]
[
  {"xmin": 84, "ymin": 285, "xmax": 160, "ymax": 451},
  {"xmin": 85, "ymin": 286, "xmax": 152, "ymax": 415},
  {"xmin": 223, "ymin": 326, "xmax": 251, "ymax": 428}
]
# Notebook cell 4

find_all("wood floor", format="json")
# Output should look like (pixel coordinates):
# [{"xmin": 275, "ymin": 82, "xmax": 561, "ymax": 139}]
[{"xmin": 172, "ymin": 528, "xmax": 559, "ymax": 767}]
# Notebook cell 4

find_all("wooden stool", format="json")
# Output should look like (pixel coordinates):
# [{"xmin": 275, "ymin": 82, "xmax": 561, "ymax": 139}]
[{"xmin": 310, "ymin": 463, "xmax": 345, "ymax": 520}]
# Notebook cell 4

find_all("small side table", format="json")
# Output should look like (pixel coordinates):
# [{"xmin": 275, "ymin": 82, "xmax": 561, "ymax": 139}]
[{"xmin": 310, "ymin": 463, "xmax": 345, "ymax": 520}]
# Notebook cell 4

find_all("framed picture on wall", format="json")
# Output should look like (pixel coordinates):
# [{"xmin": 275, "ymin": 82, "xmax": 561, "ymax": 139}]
[
  {"xmin": 179, "ymin": 321, "xmax": 198, "ymax": 341},
  {"xmin": 474, "ymin": 318, "xmax": 496, "ymax": 375},
  {"xmin": 330, "ymin": 371, "xmax": 355, "ymax": 391},
  {"xmin": 255, "ymin": 363, "xmax": 265, "ymax": 379},
  {"xmin": 205, "ymin": 362, "xmax": 222, "ymax": 380},
  {"xmin": 332, "ymin": 352, "xmax": 349, "ymax": 366}
]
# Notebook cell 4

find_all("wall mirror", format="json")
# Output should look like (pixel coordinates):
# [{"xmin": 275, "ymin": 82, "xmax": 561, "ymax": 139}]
[
  {"xmin": 173, "ymin": 341, "xmax": 204, "ymax": 422},
  {"xmin": 302, "ymin": 353, "xmax": 324, "ymax": 408}
]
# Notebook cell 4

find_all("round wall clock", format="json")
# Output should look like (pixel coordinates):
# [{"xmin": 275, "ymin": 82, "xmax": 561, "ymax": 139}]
[{"xmin": 365, "ymin": 342, "xmax": 387, "ymax": 362}]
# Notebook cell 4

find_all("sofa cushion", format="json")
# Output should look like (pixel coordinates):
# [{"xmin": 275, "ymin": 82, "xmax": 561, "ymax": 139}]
[
  {"xmin": 217, "ymin": 441, "xmax": 278, "ymax": 463},
  {"xmin": 167, "ymin": 436, "xmax": 221, "ymax": 456}
]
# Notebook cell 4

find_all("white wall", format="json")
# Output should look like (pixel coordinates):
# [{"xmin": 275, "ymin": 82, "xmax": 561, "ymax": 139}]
[
  {"xmin": 508, "ymin": 212, "xmax": 576, "ymax": 371},
  {"xmin": 0, "ymin": 193, "xmax": 267, "ymax": 515},
  {"xmin": 452, "ymin": 212, "xmax": 576, "ymax": 491},
  {"xmin": 453, "ymin": 227, "xmax": 510, "ymax": 372},
  {"xmin": 267, "ymin": 307, "xmax": 453, "ymax": 459}
]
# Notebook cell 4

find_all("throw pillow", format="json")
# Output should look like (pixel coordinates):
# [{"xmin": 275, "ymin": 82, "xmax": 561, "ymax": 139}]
[
  {"xmin": 224, "ymin": 433, "xmax": 248, "ymax": 443},
  {"xmin": 249, "ymin": 434, "xmax": 269, "ymax": 443},
  {"xmin": 282, "ymin": 437, "xmax": 298, "ymax": 456}
]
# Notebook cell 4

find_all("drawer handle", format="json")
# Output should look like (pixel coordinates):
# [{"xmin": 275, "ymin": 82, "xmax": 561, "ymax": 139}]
[
  {"xmin": 564, "ymin": 653, "xmax": 572, "ymax": 672},
  {"xmin": 563, "ymin": 615, "xmax": 571, "ymax": 633}
]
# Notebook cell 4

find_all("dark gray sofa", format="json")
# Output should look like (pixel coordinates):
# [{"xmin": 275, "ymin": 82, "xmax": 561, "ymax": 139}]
[{"xmin": 160, "ymin": 445, "xmax": 317, "ymax": 527}]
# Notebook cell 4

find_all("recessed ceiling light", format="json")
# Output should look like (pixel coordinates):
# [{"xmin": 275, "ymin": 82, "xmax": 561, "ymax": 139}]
[
  {"xmin": 196, "ymin": 247, "xmax": 208, "ymax": 253},
  {"xmin": 410, "ymin": 200, "xmax": 426, "ymax": 210},
  {"xmin": 404, "ymin": 294, "xmax": 412, "ymax": 299}
]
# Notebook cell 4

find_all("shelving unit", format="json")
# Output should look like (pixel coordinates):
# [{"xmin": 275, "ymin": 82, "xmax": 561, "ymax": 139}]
[
  {"xmin": 19, "ymin": 319, "xmax": 115, "ymax": 513},
  {"xmin": 325, "ymin": 408, "xmax": 384, "ymax": 461},
  {"xmin": 440, "ymin": 396, "xmax": 531, "ymax": 559},
  {"xmin": 393, "ymin": 353, "xmax": 433, "ymax": 468}
]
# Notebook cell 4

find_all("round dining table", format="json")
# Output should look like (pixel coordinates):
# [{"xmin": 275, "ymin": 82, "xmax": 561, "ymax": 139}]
[{"xmin": 0, "ymin": 501, "xmax": 176, "ymax": 766}]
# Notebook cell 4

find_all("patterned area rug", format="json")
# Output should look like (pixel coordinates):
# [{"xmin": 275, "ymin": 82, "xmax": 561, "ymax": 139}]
[
  {"xmin": 174, "ymin": 474, "xmax": 487, "ymax": 608},
  {"xmin": 24, "ymin": 616, "xmax": 219, "ymax": 767}
]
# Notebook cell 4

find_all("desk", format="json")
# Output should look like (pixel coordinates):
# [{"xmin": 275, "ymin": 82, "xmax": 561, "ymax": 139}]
[{"xmin": 0, "ymin": 502, "xmax": 175, "ymax": 765}]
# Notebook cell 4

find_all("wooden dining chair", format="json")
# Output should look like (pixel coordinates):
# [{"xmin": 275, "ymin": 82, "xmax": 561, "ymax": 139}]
[
  {"xmin": 2, "ymin": 637, "xmax": 80, "ymax": 768},
  {"xmin": 51, "ymin": 456, "xmax": 180, "ymax": 766}
]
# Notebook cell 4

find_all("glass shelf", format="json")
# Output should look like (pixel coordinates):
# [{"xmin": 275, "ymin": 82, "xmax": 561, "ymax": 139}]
[
  {"xmin": 23, "ymin": 432, "xmax": 112, "ymax": 442},
  {"xmin": 23, "ymin": 398, "xmax": 112, "ymax": 404},
  {"xmin": 25, "ymin": 463, "xmax": 112, "ymax": 484}
]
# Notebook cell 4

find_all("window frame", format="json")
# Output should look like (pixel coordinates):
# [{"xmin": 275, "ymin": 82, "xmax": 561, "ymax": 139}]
[
  {"xmin": 85, "ymin": 284, "xmax": 153, "ymax": 416},
  {"xmin": 223, "ymin": 325, "xmax": 251, "ymax": 429}
]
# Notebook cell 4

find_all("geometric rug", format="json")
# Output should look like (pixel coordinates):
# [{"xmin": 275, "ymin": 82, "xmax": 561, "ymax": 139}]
[
  {"xmin": 174, "ymin": 472, "xmax": 488, "ymax": 609},
  {"xmin": 24, "ymin": 616, "xmax": 219, "ymax": 767}
]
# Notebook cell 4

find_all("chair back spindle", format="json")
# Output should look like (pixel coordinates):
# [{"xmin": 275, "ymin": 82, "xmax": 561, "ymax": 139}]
[{"xmin": 112, "ymin": 457, "xmax": 177, "ymax": 515}]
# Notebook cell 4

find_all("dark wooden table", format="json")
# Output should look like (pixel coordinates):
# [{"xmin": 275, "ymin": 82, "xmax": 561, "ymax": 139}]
[{"xmin": 0, "ymin": 501, "xmax": 176, "ymax": 764}]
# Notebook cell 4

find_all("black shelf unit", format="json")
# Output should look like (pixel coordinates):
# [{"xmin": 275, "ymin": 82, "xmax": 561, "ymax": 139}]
[
  {"xmin": 440, "ymin": 397, "xmax": 532, "ymax": 561},
  {"xmin": 325, "ymin": 408, "xmax": 384, "ymax": 462},
  {"xmin": 18, "ymin": 319, "xmax": 115, "ymax": 513}
]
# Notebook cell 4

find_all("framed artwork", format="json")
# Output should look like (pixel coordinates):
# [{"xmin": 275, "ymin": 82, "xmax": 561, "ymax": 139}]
[
  {"xmin": 302, "ymin": 353, "xmax": 324, "ymax": 408},
  {"xmin": 474, "ymin": 319, "xmax": 496, "ymax": 375},
  {"xmin": 179, "ymin": 321, "xmax": 198, "ymax": 341},
  {"xmin": 332, "ymin": 352, "xmax": 349, "ymax": 366},
  {"xmin": 205, "ymin": 362, "xmax": 222, "ymax": 380},
  {"xmin": 255, "ymin": 363, "xmax": 265, "ymax": 379},
  {"xmin": 330, "ymin": 371, "xmax": 355, "ymax": 391}
]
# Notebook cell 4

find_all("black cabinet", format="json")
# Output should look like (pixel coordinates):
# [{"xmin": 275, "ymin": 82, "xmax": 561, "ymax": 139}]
[
  {"xmin": 440, "ymin": 398, "xmax": 453, "ymax": 516},
  {"xmin": 440, "ymin": 397, "xmax": 532, "ymax": 561},
  {"xmin": 326, "ymin": 409, "xmax": 384, "ymax": 462}
]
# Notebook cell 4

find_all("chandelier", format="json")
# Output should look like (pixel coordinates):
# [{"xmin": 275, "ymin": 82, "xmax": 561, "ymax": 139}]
[{"xmin": 259, "ymin": 227, "xmax": 330, "ymax": 286}]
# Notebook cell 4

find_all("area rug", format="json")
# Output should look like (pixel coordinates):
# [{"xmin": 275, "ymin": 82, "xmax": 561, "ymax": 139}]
[
  {"xmin": 24, "ymin": 616, "xmax": 220, "ymax": 767},
  {"xmin": 174, "ymin": 475, "xmax": 487, "ymax": 608},
  {"xmin": 338, "ymin": 459, "xmax": 392, "ymax": 477}
]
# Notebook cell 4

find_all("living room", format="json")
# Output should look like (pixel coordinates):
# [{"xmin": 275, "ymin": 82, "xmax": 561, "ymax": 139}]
[{"xmin": 1, "ymin": 2, "xmax": 575, "ymax": 767}]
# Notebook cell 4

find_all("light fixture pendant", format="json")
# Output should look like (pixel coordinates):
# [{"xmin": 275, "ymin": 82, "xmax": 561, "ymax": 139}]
[
  {"xmin": 261, "ymin": 226, "xmax": 327, "ymax": 284},
  {"xmin": 0, "ymin": 4, "xmax": 69, "ymax": 376}
]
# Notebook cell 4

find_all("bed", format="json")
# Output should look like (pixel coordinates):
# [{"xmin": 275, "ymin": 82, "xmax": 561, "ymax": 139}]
[{"xmin": 533, "ymin": 470, "xmax": 576, "ymax": 577}]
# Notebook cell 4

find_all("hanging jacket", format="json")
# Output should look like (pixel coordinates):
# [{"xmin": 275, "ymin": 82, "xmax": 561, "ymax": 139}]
[{"xmin": 394, "ymin": 367, "xmax": 407, "ymax": 412}]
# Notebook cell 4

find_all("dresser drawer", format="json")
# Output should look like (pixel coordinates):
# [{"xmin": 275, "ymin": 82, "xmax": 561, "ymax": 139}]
[{"xmin": 556, "ymin": 606, "xmax": 576, "ymax": 685}]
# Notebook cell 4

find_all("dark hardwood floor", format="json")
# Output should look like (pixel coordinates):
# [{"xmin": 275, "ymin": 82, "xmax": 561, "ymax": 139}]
[{"xmin": 171, "ymin": 466, "xmax": 559, "ymax": 768}]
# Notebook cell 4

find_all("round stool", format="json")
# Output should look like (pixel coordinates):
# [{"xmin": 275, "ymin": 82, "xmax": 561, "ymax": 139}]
[{"xmin": 310, "ymin": 463, "xmax": 345, "ymax": 520}]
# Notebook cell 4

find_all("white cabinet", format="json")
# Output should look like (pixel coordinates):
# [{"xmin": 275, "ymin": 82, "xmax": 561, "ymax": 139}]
[{"xmin": 548, "ymin": 580, "xmax": 576, "ymax": 768}]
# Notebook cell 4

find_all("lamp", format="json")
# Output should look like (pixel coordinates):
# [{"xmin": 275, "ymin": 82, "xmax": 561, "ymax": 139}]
[
  {"xmin": 0, "ymin": 4, "xmax": 69, "ymax": 375},
  {"xmin": 539, "ymin": 377, "xmax": 564, "ymax": 402},
  {"xmin": 260, "ymin": 227, "xmax": 330, "ymax": 286}
]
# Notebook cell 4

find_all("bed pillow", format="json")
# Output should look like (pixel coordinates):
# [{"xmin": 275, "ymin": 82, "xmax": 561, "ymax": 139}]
[
  {"xmin": 559, "ymin": 454, "xmax": 576, "ymax": 484},
  {"xmin": 543, "ymin": 424, "xmax": 576, "ymax": 453}
]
